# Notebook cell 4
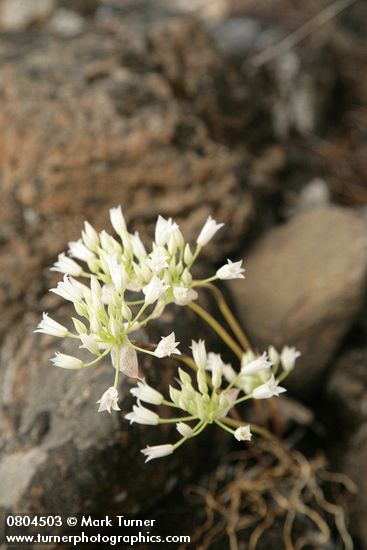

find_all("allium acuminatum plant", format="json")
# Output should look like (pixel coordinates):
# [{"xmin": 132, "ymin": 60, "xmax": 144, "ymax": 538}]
[{"xmin": 36, "ymin": 207, "xmax": 300, "ymax": 462}]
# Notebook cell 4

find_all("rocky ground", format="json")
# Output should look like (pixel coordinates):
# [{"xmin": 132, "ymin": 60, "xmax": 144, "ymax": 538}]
[{"xmin": 0, "ymin": 0, "xmax": 366, "ymax": 548}]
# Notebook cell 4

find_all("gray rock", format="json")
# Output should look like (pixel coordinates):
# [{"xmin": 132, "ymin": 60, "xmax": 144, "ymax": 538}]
[
  {"xmin": 326, "ymin": 347, "xmax": 367, "ymax": 428},
  {"xmin": 0, "ymin": 308, "xmax": 223, "ymax": 526},
  {"xmin": 228, "ymin": 206, "xmax": 367, "ymax": 396}
]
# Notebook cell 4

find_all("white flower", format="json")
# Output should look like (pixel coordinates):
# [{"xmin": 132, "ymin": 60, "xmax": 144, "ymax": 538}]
[
  {"xmin": 280, "ymin": 346, "xmax": 301, "ymax": 371},
  {"xmin": 79, "ymin": 334, "xmax": 100, "ymax": 355},
  {"xmin": 111, "ymin": 344, "xmax": 139, "ymax": 378},
  {"xmin": 109, "ymin": 205, "xmax": 126, "ymax": 235},
  {"xmin": 207, "ymin": 353, "xmax": 223, "ymax": 389},
  {"xmin": 51, "ymin": 253, "xmax": 83, "ymax": 277},
  {"xmin": 82, "ymin": 221, "xmax": 99, "ymax": 250},
  {"xmin": 35, "ymin": 313, "xmax": 68, "ymax": 337},
  {"xmin": 109, "ymin": 318, "xmax": 124, "ymax": 339},
  {"xmin": 125, "ymin": 404, "xmax": 159, "ymax": 425},
  {"xmin": 154, "ymin": 332, "xmax": 181, "ymax": 358},
  {"xmin": 97, "ymin": 386, "xmax": 120, "ymax": 413},
  {"xmin": 268, "ymin": 345, "xmax": 280, "ymax": 367},
  {"xmin": 99, "ymin": 230, "xmax": 120, "ymax": 255},
  {"xmin": 101, "ymin": 283, "xmax": 115, "ymax": 304},
  {"xmin": 216, "ymin": 259, "xmax": 245, "ymax": 280},
  {"xmin": 72, "ymin": 317, "xmax": 87, "ymax": 335},
  {"xmin": 68, "ymin": 239, "xmax": 95, "ymax": 261},
  {"xmin": 130, "ymin": 381, "xmax": 164, "ymax": 405},
  {"xmin": 168, "ymin": 225, "xmax": 184, "ymax": 253},
  {"xmin": 196, "ymin": 216, "xmax": 224, "ymax": 247},
  {"xmin": 191, "ymin": 340, "xmax": 207, "ymax": 370},
  {"xmin": 176, "ymin": 422, "xmax": 193, "ymax": 438},
  {"xmin": 107, "ymin": 254, "xmax": 126, "ymax": 292},
  {"xmin": 151, "ymin": 299, "xmax": 166, "ymax": 319},
  {"xmin": 143, "ymin": 275, "xmax": 168, "ymax": 305},
  {"xmin": 206, "ymin": 352, "xmax": 220, "ymax": 371},
  {"xmin": 252, "ymin": 375, "xmax": 286, "ymax": 399},
  {"xmin": 241, "ymin": 352, "xmax": 272, "ymax": 375},
  {"xmin": 155, "ymin": 216, "xmax": 177, "ymax": 247},
  {"xmin": 131, "ymin": 231, "xmax": 146, "ymax": 260},
  {"xmin": 146, "ymin": 248, "xmax": 169, "ymax": 274},
  {"xmin": 172, "ymin": 286, "xmax": 198, "ymax": 306},
  {"xmin": 222, "ymin": 363, "xmax": 237, "ymax": 383},
  {"xmin": 234, "ymin": 425, "xmax": 252, "ymax": 442},
  {"xmin": 50, "ymin": 275, "xmax": 83, "ymax": 303},
  {"xmin": 241, "ymin": 349, "xmax": 256, "ymax": 366},
  {"xmin": 50, "ymin": 352, "xmax": 83, "ymax": 370},
  {"xmin": 141, "ymin": 444, "xmax": 174, "ymax": 462},
  {"xmin": 225, "ymin": 388, "xmax": 240, "ymax": 407}
]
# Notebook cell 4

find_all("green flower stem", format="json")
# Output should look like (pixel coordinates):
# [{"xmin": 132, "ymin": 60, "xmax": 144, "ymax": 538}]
[
  {"xmin": 221, "ymin": 417, "xmax": 245, "ymax": 429},
  {"xmin": 84, "ymin": 345, "xmax": 113, "ymax": 367},
  {"xmin": 131, "ymin": 344, "xmax": 156, "ymax": 357},
  {"xmin": 215, "ymin": 419, "xmax": 235, "ymax": 435},
  {"xmin": 137, "ymin": 311, "xmax": 158, "ymax": 328},
  {"xmin": 191, "ymin": 420, "xmax": 208, "ymax": 437},
  {"xmin": 162, "ymin": 399, "xmax": 181, "ymax": 409},
  {"xmin": 81, "ymin": 271, "xmax": 109, "ymax": 284},
  {"xmin": 187, "ymin": 244, "xmax": 202, "ymax": 269},
  {"xmin": 159, "ymin": 415, "xmax": 196, "ymax": 424},
  {"xmin": 172, "ymin": 421, "xmax": 209, "ymax": 451},
  {"xmin": 132, "ymin": 302, "xmax": 149, "ymax": 324},
  {"xmin": 204, "ymin": 283, "xmax": 251, "ymax": 351},
  {"xmin": 187, "ymin": 302, "xmax": 243, "ymax": 360},
  {"xmin": 173, "ymin": 438, "xmax": 187, "ymax": 451},
  {"xmin": 277, "ymin": 369, "xmax": 292, "ymax": 383},
  {"xmin": 192, "ymin": 275, "xmax": 218, "ymax": 286},
  {"xmin": 222, "ymin": 372, "xmax": 244, "ymax": 393},
  {"xmin": 234, "ymin": 393, "xmax": 254, "ymax": 406},
  {"xmin": 125, "ymin": 299, "xmax": 146, "ymax": 306},
  {"xmin": 113, "ymin": 345, "xmax": 120, "ymax": 388},
  {"xmin": 66, "ymin": 332, "xmax": 82, "ymax": 339},
  {"xmin": 173, "ymin": 353, "xmax": 198, "ymax": 373}
]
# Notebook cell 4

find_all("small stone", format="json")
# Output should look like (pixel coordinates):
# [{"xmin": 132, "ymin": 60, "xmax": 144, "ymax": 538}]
[
  {"xmin": 298, "ymin": 178, "xmax": 330, "ymax": 210},
  {"xmin": 48, "ymin": 9, "xmax": 85, "ymax": 37},
  {"xmin": 210, "ymin": 18, "xmax": 260, "ymax": 58}
]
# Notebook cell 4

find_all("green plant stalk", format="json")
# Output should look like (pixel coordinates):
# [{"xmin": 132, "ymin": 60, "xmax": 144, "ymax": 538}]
[
  {"xmin": 204, "ymin": 283, "xmax": 251, "ymax": 351},
  {"xmin": 187, "ymin": 301, "xmax": 243, "ymax": 360}
]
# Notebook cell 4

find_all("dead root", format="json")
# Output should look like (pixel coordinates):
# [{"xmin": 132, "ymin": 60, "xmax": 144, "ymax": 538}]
[{"xmin": 181, "ymin": 439, "xmax": 356, "ymax": 550}]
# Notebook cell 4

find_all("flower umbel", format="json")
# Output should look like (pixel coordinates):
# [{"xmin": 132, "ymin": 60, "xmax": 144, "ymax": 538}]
[{"xmin": 36, "ymin": 204, "xmax": 296, "ymax": 462}]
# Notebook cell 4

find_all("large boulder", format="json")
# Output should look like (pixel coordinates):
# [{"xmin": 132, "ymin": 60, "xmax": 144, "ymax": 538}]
[
  {"xmin": 228, "ymin": 206, "xmax": 367, "ymax": 396},
  {"xmin": 0, "ymin": 305, "xmax": 225, "ymax": 527}
]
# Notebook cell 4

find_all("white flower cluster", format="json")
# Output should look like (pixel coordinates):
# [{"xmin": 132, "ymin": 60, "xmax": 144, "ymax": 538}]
[
  {"xmin": 35, "ymin": 206, "xmax": 300, "ymax": 463},
  {"xmin": 126, "ymin": 341, "xmax": 301, "ymax": 462},
  {"xmin": 35, "ymin": 208, "xmax": 244, "ymax": 408}
]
